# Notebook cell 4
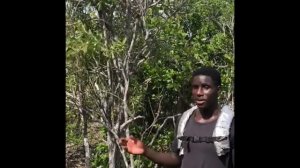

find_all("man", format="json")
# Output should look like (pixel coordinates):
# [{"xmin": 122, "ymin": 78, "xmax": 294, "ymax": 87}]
[{"xmin": 119, "ymin": 67, "xmax": 234, "ymax": 168}]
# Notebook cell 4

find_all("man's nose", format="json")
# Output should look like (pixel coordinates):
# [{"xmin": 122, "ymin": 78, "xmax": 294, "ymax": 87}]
[{"xmin": 196, "ymin": 88, "xmax": 204, "ymax": 95}]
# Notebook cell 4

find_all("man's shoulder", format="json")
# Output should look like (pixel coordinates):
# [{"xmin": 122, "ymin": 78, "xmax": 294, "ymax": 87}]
[
  {"xmin": 177, "ymin": 106, "xmax": 197, "ymax": 123},
  {"xmin": 221, "ymin": 104, "xmax": 234, "ymax": 114},
  {"xmin": 182, "ymin": 105, "xmax": 198, "ymax": 115}
]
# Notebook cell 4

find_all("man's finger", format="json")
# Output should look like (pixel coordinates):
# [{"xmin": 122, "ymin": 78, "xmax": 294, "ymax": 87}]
[
  {"xmin": 128, "ymin": 135, "xmax": 138, "ymax": 143},
  {"xmin": 119, "ymin": 138, "xmax": 128, "ymax": 146}
]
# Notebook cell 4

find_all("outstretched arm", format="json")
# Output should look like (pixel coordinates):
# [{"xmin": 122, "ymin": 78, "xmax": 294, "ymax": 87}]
[{"xmin": 119, "ymin": 136, "xmax": 181, "ymax": 167}]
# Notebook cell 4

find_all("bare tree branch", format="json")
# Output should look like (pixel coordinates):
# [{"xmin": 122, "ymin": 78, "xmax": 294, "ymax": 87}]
[
  {"xmin": 141, "ymin": 95, "xmax": 164, "ymax": 140},
  {"xmin": 148, "ymin": 0, "xmax": 162, "ymax": 8},
  {"xmin": 148, "ymin": 114, "xmax": 181, "ymax": 145},
  {"xmin": 120, "ymin": 115, "xmax": 145, "ymax": 130}
]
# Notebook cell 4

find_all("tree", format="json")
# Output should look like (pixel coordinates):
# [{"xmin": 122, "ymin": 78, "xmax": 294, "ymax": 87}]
[{"xmin": 66, "ymin": 0, "xmax": 234, "ymax": 167}]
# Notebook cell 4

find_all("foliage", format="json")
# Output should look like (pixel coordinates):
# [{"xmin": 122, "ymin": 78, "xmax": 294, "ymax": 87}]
[{"xmin": 66, "ymin": 0, "xmax": 234, "ymax": 167}]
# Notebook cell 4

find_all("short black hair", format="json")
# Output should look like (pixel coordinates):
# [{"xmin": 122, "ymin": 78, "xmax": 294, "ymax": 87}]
[{"xmin": 192, "ymin": 67, "xmax": 221, "ymax": 87}]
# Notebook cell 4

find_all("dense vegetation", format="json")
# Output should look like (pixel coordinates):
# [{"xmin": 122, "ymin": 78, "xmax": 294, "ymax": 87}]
[{"xmin": 66, "ymin": 0, "xmax": 234, "ymax": 167}]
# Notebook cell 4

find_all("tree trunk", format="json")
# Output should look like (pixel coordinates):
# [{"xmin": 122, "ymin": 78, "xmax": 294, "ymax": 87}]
[
  {"xmin": 78, "ymin": 89, "xmax": 90, "ymax": 168},
  {"xmin": 83, "ymin": 112, "xmax": 90, "ymax": 168},
  {"xmin": 108, "ymin": 131, "xmax": 116, "ymax": 168}
]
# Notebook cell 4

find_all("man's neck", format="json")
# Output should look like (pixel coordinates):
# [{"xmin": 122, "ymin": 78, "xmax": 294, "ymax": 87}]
[{"xmin": 194, "ymin": 104, "xmax": 220, "ymax": 123}]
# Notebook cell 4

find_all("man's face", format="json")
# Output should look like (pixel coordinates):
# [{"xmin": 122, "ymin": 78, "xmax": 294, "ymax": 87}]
[{"xmin": 191, "ymin": 75, "xmax": 219, "ymax": 109}]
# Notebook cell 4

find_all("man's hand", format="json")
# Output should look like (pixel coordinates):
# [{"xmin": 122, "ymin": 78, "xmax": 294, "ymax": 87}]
[
  {"xmin": 119, "ymin": 136, "xmax": 181, "ymax": 167},
  {"xmin": 119, "ymin": 136, "xmax": 146, "ymax": 155}
]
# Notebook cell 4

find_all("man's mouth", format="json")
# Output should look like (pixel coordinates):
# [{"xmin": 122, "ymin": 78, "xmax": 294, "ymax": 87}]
[{"xmin": 196, "ymin": 100, "xmax": 206, "ymax": 105}]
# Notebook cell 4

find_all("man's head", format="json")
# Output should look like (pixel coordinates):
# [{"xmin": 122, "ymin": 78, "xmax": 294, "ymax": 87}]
[{"xmin": 191, "ymin": 67, "xmax": 221, "ymax": 109}]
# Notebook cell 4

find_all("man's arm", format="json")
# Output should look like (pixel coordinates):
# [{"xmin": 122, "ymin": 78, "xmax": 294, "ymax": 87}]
[
  {"xmin": 143, "ymin": 147, "xmax": 181, "ymax": 167},
  {"xmin": 119, "ymin": 136, "xmax": 181, "ymax": 167}
]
